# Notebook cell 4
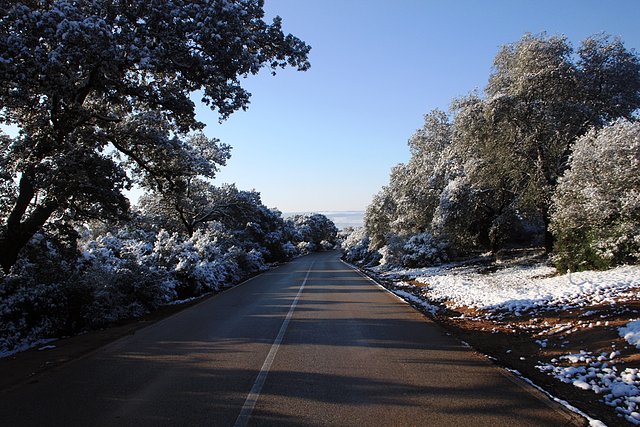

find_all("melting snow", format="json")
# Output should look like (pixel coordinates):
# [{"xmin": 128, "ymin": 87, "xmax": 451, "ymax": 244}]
[
  {"xmin": 537, "ymin": 351, "xmax": 640, "ymax": 425},
  {"xmin": 387, "ymin": 264, "xmax": 640, "ymax": 315},
  {"xmin": 375, "ymin": 259, "xmax": 640, "ymax": 426},
  {"xmin": 620, "ymin": 321, "xmax": 640, "ymax": 349}
]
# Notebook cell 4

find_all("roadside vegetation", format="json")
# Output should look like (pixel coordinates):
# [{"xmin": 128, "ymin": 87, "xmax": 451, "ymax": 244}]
[
  {"xmin": 344, "ymin": 33, "xmax": 639, "ymax": 272},
  {"xmin": 342, "ymin": 32, "xmax": 640, "ymax": 425},
  {"xmin": 2, "ymin": 2, "xmax": 640, "ymax": 422},
  {"xmin": 0, "ymin": 1, "xmax": 340, "ymax": 355}
]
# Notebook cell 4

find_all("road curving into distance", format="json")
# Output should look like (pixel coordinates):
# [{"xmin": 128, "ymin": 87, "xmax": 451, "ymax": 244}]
[{"xmin": 0, "ymin": 251, "xmax": 583, "ymax": 426}]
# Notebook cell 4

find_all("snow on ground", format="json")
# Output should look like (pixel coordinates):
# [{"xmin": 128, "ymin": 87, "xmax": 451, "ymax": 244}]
[
  {"xmin": 370, "ymin": 258, "xmax": 640, "ymax": 426},
  {"xmin": 386, "ymin": 263, "xmax": 640, "ymax": 316},
  {"xmin": 0, "ymin": 338, "xmax": 57, "ymax": 359},
  {"xmin": 621, "ymin": 321, "xmax": 640, "ymax": 349},
  {"xmin": 391, "ymin": 289, "xmax": 439, "ymax": 316},
  {"xmin": 506, "ymin": 367, "xmax": 608, "ymax": 427},
  {"xmin": 537, "ymin": 351, "xmax": 640, "ymax": 425}
]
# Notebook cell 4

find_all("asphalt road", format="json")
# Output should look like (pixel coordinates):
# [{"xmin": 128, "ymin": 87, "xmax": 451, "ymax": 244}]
[{"xmin": 0, "ymin": 251, "xmax": 581, "ymax": 426}]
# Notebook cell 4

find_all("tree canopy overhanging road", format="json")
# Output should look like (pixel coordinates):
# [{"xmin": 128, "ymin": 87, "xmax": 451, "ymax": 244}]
[{"xmin": 0, "ymin": 251, "xmax": 582, "ymax": 426}]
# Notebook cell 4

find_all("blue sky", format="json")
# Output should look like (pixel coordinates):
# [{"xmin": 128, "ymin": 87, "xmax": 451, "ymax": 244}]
[{"xmin": 201, "ymin": 0, "xmax": 640, "ymax": 213}]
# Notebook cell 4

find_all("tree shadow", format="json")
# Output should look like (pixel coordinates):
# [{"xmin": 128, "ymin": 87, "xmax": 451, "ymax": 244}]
[{"xmin": 0, "ymin": 253, "xmax": 578, "ymax": 426}]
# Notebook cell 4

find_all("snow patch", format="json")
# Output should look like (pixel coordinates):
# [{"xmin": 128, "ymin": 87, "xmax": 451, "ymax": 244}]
[
  {"xmin": 505, "ymin": 367, "xmax": 607, "ymax": 427},
  {"xmin": 537, "ymin": 351, "xmax": 640, "ymax": 424},
  {"xmin": 391, "ymin": 289, "xmax": 439, "ymax": 316},
  {"xmin": 388, "ymin": 264, "xmax": 640, "ymax": 316},
  {"xmin": 620, "ymin": 320, "xmax": 640, "ymax": 349},
  {"xmin": 0, "ymin": 338, "xmax": 57, "ymax": 359}
]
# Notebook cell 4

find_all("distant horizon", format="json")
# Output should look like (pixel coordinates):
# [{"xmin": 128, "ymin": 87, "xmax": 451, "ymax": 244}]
[
  {"xmin": 283, "ymin": 210, "xmax": 365, "ymax": 230},
  {"xmin": 283, "ymin": 210, "xmax": 364, "ymax": 215}
]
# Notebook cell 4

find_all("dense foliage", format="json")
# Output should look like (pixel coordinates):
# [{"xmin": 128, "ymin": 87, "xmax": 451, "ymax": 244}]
[
  {"xmin": 346, "ymin": 33, "xmax": 640, "ymax": 270},
  {"xmin": 551, "ymin": 120, "xmax": 640, "ymax": 271},
  {"xmin": 0, "ymin": 0, "xmax": 311, "ymax": 273},
  {"xmin": 0, "ymin": 205, "xmax": 337, "ymax": 353},
  {"xmin": 0, "ymin": 1, "xmax": 337, "ymax": 354}
]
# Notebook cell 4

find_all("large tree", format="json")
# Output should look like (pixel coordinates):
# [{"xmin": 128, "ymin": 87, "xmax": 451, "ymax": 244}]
[
  {"xmin": 0, "ymin": 0, "xmax": 310, "ymax": 273},
  {"xmin": 456, "ymin": 33, "xmax": 640, "ymax": 252},
  {"xmin": 139, "ymin": 180, "xmax": 263, "ymax": 237},
  {"xmin": 387, "ymin": 109, "xmax": 455, "ymax": 237},
  {"xmin": 551, "ymin": 120, "xmax": 640, "ymax": 270}
]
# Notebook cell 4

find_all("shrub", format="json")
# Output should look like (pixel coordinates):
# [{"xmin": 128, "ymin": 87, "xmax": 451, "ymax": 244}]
[
  {"xmin": 551, "ymin": 120, "xmax": 640, "ymax": 271},
  {"xmin": 378, "ymin": 234, "xmax": 406, "ymax": 267},
  {"xmin": 341, "ymin": 228, "xmax": 378, "ymax": 265},
  {"xmin": 281, "ymin": 241, "xmax": 299, "ymax": 259},
  {"xmin": 401, "ymin": 232, "xmax": 449, "ymax": 268}
]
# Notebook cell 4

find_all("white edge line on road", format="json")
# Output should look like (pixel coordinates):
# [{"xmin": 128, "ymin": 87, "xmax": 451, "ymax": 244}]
[
  {"xmin": 233, "ymin": 262, "xmax": 315, "ymax": 427},
  {"xmin": 341, "ymin": 260, "xmax": 594, "ymax": 426},
  {"xmin": 339, "ymin": 259, "xmax": 411, "ymax": 306}
]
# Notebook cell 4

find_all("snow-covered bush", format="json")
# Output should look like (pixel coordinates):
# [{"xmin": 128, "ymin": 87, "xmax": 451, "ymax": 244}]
[
  {"xmin": 224, "ymin": 246, "xmax": 268, "ymax": 283},
  {"xmin": 296, "ymin": 241, "xmax": 317, "ymax": 254},
  {"xmin": 551, "ymin": 120, "xmax": 640, "ymax": 271},
  {"xmin": 401, "ymin": 232, "xmax": 449, "ymax": 268},
  {"xmin": 79, "ymin": 228, "xmax": 176, "ymax": 323},
  {"xmin": 287, "ymin": 213, "xmax": 338, "ymax": 249},
  {"xmin": 342, "ymin": 228, "xmax": 449, "ymax": 269},
  {"xmin": 281, "ymin": 241, "xmax": 299, "ymax": 259},
  {"xmin": 378, "ymin": 234, "xmax": 406, "ymax": 267},
  {"xmin": 320, "ymin": 240, "xmax": 335, "ymax": 250},
  {"xmin": 341, "ymin": 228, "xmax": 381, "ymax": 266},
  {"xmin": 150, "ymin": 229, "xmax": 229, "ymax": 298},
  {"xmin": 0, "ymin": 280, "xmax": 67, "ymax": 353},
  {"xmin": 0, "ymin": 231, "xmax": 90, "ymax": 352},
  {"xmin": 78, "ymin": 260, "xmax": 168, "ymax": 326}
]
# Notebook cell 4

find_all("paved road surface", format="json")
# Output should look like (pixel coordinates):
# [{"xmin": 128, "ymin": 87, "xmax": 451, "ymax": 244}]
[{"xmin": 0, "ymin": 251, "xmax": 581, "ymax": 426}]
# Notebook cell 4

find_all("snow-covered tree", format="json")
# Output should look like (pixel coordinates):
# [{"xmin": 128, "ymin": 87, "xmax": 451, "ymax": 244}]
[
  {"xmin": 361, "ymin": 110, "xmax": 458, "ymax": 264},
  {"xmin": 551, "ymin": 120, "xmax": 640, "ymax": 270},
  {"xmin": 445, "ymin": 93, "xmax": 531, "ymax": 252},
  {"xmin": 287, "ymin": 213, "xmax": 338, "ymax": 251},
  {"xmin": 363, "ymin": 33, "xmax": 639, "ymax": 261},
  {"xmin": 482, "ymin": 34, "xmax": 587, "ymax": 251},
  {"xmin": 139, "ymin": 180, "xmax": 261, "ymax": 237},
  {"xmin": 0, "ymin": 0, "xmax": 310, "ymax": 273},
  {"xmin": 578, "ymin": 34, "xmax": 640, "ymax": 125},
  {"xmin": 364, "ymin": 188, "xmax": 396, "ymax": 251},
  {"xmin": 448, "ymin": 33, "xmax": 640, "ymax": 253},
  {"xmin": 243, "ymin": 208, "xmax": 295, "ymax": 262},
  {"xmin": 387, "ymin": 110, "xmax": 456, "ymax": 236}
]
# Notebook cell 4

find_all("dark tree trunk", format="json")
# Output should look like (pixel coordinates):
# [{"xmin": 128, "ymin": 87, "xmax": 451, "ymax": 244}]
[
  {"xmin": 0, "ymin": 176, "xmax": 58, "ymax": 274},
  {"xmin": 542, "ymin": 209, "xmax": 554, "ymax": 254}
]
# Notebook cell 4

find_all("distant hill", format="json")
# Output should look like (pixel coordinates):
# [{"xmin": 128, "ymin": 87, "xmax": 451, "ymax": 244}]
[{"xmin": 285, "ymin": 211, "xmax": 364, "ymax": 230}]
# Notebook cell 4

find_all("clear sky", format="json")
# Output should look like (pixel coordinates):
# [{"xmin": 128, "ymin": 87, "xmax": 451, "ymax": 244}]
[{"xmin": 198, "ymin": 0, "xmax": 640, "ymax": 213}]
